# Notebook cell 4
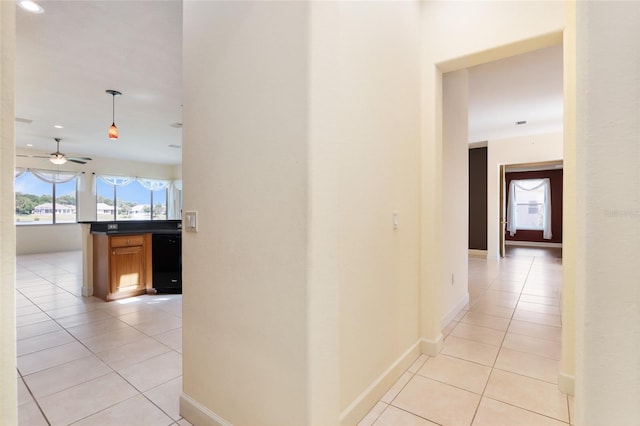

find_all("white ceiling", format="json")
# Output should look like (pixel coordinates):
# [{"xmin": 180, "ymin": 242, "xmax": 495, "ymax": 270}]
[
  {"xmin": 15, "ymin": 0, "xmax": 183, "ymax": 165},
  {"xmin": 468, "ymin": 44, "xmax": 564, "ymax": 143},
  {"xmin": 14, "ymin": 2, "xmax": 562, "ymax": 166}
]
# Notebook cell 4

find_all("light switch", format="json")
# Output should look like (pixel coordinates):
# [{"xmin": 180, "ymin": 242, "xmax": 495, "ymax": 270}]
[
  {"xmin": 184, "ymin": 211, "xmax": 198, "ymax": 232},
  {"xmin": 393, "ymin": 212, "xmax": 399, "ymax": 230}
]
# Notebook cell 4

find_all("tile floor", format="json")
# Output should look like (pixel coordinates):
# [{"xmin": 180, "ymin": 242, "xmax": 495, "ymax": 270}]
[
  {"xmin": 15, "ymin": 251, "xmax": 190, "ymax": 426},
  {"xmin": 359, "ymin": 246, "xmax": 574, "ymax": 426},
  {"xmin": 16, "ymin": 247, "xmax": 571, "ymax": 425}
]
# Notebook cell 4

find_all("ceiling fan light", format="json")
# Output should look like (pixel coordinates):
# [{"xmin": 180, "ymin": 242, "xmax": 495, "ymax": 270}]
[
  {"xmin": 50, "ymin": 156, "xmax": 67, "ymax": 165},
  {"xmin": 108, "ymin": 123, "xmax": 118, "ymax": 139}
]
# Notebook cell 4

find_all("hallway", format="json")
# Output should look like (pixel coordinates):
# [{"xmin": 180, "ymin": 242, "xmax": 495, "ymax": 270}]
[{"xmin": 359, "ymin": 248, "xmax": 572, "ymax": 425}]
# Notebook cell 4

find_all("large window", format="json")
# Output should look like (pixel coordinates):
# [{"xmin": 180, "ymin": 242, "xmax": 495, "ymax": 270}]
[
  {"xmin": 96, "ymin": 176, "xmax": 169, "ymax": 221},
  {"xmin": 15, "ymin": 169, "xmax": 78, "ymax": 225}
]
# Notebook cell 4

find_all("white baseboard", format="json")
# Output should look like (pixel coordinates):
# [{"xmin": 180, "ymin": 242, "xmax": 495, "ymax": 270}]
[
  {"xmin": 558, "ymin": 372, "xmax": 575, "ymax": 396},
  {"xmin": 441, "ymin": 293, "xmax": 470, "ymax": 331},
  {"xmin": 340, "ymin": 340, "xmax": 422, "ymax": 426},
  {"xmin": 468, "ymin": 249, "xmax": 487, "ymax": 258},
  {"xmin": 180, "ymin": 393, "xmax": 233, "ymax": 426},
  {"xmin": 505, "ymin": 241, "xmax": 562, "ymax": 248}
]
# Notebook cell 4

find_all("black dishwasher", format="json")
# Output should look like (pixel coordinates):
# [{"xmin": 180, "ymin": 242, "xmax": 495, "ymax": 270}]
[{"xmin": 152, "ymin": 233, "xmax": 182, "ymax": 293}]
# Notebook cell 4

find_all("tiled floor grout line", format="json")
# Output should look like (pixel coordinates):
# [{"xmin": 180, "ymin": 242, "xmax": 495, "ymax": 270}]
[
  {"xmin": 467, "ymin": 257, "xmax": 532, "ymax": 425},
  {"xmin": 17, "ymin": 370, "xmax": 52, "ymax": 426},
  {"xmin": 17, "ymin": 258, "xmax": 185, "ymax": 425}
]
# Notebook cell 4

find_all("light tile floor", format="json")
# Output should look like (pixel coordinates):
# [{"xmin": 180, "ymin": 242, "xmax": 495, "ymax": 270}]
[
  {"xmin": 359, "ymin": 247, "xmax": 573, "ymax": 426},
  {"xmin": 17, "ymin": 248, "xmax": 571, "ymax": 425},
  {"xmin": 15, "ymin": 251, "xmax": 190, "ymax": 426}
]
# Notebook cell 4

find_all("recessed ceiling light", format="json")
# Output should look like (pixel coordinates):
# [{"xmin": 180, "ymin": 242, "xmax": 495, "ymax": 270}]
[
  {"xmin": 53, "ymin": 125, "xmax": 64, "ymax": 129},
  {"xmin": 26, "ymin": 144, "xmax": 33, "ymax": 147},
  {"xmin": 17, "ymin": 0, "xmax": 45, "ymax": 13}
]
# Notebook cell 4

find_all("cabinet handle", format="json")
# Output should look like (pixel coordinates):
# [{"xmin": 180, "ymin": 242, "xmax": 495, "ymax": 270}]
[
  {"xmin": 127, "ymin": 239, "xmax": 131, "ymax": 244},
  {"xmin": 112, "ymin": 251, "xmax": 115, "ymax": 255}
]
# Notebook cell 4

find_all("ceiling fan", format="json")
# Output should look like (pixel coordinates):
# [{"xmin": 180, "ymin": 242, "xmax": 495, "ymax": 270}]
[{"xmin": 18, "ymin": 138, "xmax": 93, "ymax": 165}]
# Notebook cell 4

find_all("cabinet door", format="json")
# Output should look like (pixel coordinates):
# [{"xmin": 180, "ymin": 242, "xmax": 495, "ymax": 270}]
[{"xmin": 110, "ymin": 245, "xmax": 146, "ymax": 293}]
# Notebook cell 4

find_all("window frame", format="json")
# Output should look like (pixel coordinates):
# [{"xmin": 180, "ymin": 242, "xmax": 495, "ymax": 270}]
[
  {"xmin": 96, "ymin": 178, "xmax": 169, "ymax": 222},
  {"xmin": 15, "ymin": 170, "xmax": 79, "ymax": 226}
]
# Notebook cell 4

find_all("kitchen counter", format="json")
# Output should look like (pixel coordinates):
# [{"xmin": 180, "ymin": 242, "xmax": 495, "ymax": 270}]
[
  {"xmin": 81, "ymin": 219, "xmax": 182, "ymax": 235},
  {"xmin": 79, "ymin": 220, "xmax": 182, "ymax": 298}
]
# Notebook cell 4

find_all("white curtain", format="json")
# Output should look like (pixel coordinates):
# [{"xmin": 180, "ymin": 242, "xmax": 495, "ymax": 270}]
[
  {"xmin": 29, "ymin": 168, "xmax": 80, "ymax": 184},
  {"xmin": 167, "ymin": 179, "xmax": 182, "ymax": 220},
  {"xmin": 138, "ymin": 177, "xmax": 171, "ymax": 191},
  {"xmin": 506, "ymin": 178, "xmax": 552, "ymax": 239},
  {"xmin": 96, "ymin": 174, "xmax": 136, "ymax": 187},
  {"xmin": 15, "ymin": 167, "xmax": 27, "ymax": 178}
]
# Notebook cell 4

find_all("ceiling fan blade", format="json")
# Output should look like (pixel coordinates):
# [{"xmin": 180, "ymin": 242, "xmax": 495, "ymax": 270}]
[
  {"xmin": 67, "ymin": 157, "xmax": 92, "ymax": 161},
  {"xmin": 67, "ymin": 159, "xmax": 88, "ymax": 164},
  {"xmin": 16, "ymin": 154, "xmax": 51, "ymax": 159}
]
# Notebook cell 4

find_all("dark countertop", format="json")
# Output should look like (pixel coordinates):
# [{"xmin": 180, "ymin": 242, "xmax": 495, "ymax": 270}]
[{"xmin": 82, "ymin": 220, "xmax": 181, "ymax": 235}]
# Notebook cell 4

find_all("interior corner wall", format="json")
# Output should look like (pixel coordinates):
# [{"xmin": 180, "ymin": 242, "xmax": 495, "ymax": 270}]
[
  {"xmin": 486, "ymin": 132, "xmax": 563, "ymax": 259},
  {"xmin": 181, "ymin": 2, "xmax": 310, "ymax": 425},
  {"xmin": 0, "ymin": 1, "xmax": 17, "ymax": 423},
  {"xmin": 442, "ymin": 70, "xmax": 469, "ymax": 326},
  {"xmin": 575, "ymin": 1, "xmax": 640, "ymax": 424}
]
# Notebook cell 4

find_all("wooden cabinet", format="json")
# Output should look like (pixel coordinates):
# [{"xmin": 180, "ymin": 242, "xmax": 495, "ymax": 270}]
[{"xmin": 93, "ymin": 233, "xmax": 153, "ymax": 301}]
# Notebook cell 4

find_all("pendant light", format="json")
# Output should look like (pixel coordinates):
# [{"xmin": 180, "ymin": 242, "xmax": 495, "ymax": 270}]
[{"xmin": 106, "ymin": 90, "xmax": 122, "ymax": 139}]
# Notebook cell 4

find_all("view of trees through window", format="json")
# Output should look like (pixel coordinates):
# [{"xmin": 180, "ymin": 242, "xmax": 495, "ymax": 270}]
[
  {"xmin": 96, "ymin": 179, "xmax": 167, "ymax": 221},
  {"xmin": 15, "ymin": 172, "xmax": 77, "ymax": 224}
]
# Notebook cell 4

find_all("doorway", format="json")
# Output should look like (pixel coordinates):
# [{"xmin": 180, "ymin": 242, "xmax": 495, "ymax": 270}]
[{"xmin": 500, "ymin": 161, "xmax": 563, "ymax": 257}]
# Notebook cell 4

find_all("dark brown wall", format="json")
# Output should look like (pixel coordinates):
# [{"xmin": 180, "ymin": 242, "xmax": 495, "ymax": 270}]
[
  {"xmin": 469, "ymin": 147, "xmax": 488, "ymax": 250},
  {"xmin": 505, "ymin": 169, "xmax": 563, "ymax": 243}
]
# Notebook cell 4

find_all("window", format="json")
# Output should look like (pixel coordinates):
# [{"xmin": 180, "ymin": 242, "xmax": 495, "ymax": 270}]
[
  {"xmin": 15, "ymin": 169, "xmax": 78, "ymax": 225},
  {"xmin": 506, "ymin": 178, "xmax": 552, "ymax": 239},
  {"xmin": 513, "ymin": 179, "xmax": 545, "ymax": 230},
  {"xmin": 96, "ymin": 175, "xmax": 169, "ymax": 221}
]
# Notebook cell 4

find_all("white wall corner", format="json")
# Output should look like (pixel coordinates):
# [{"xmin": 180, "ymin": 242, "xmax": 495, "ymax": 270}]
[
  {"xmin": 339, "ymin": 340, "xmax": 422, "ymax": 426},
  {"xmin": 180, "ymin": 393, "xmax": 233, "ymax": 426},
  {"xmin": 558, "ymin": 372, "xmax": 575, "ymax": 396},
  {"xmin": 420, "ymin": 335, "xmax": 444, "ymax": 357}
]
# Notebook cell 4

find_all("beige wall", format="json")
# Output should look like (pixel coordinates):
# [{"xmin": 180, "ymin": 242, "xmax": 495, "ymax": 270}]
[
  {"xmin": 575, "ymin": 1, "xmax": 640, "ymax": 423},
  {"xmin": 560, "ymin": 0, "xmax": 576, "ymax": 396},
  {"xmin": 0, "ymin": 1, "xmax": 17, "ymax": 423},
  {"xmin": 310, "ymin": 3, "xmax": 423, "ymax": 422},
  {"xmin": 181, "ymin": 2, "xmax": 310, "ymax": 425},
  {"xmin": 442, "ymin": 70, "xmax": 470, "ymax": 326},
  {"xmin": 182, "ymin": 2, "xmax": 423, "ymax": 424}
]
